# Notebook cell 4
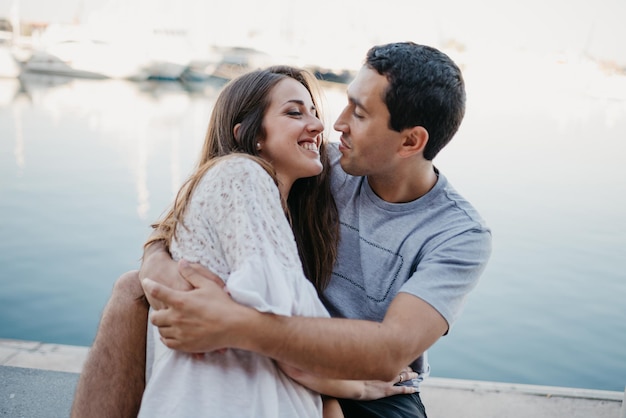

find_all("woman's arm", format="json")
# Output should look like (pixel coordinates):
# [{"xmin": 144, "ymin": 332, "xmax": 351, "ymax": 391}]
[{"xmin": 278, "ymin": 362, "xmax": 418, "ymax": 400}]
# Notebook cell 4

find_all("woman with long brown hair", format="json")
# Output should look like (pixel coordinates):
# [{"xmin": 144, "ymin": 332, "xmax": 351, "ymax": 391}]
[{"xmin": 138, "ymin": 66, "xmax": 416, "ymax": 418}]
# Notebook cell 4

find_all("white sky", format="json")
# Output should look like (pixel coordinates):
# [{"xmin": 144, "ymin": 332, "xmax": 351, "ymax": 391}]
[{"xmin": 2, "ymin": 0, "xmax": 625, "ymax": 66}]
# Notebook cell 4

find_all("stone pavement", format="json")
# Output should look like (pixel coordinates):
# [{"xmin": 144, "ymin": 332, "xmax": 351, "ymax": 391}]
[
  {"xmin": 421, "ymin": 377, "xmax": 625, "ymax": 418},
  {"xmin": 1, "ymin": 366, "xmax": 79, "ymax": 418},
  {"xmin": 1, "ymin": 338, "xmax": 624, "ymax": 417}
]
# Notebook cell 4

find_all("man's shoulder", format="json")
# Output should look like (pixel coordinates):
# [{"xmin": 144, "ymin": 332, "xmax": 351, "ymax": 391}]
[{"xmin": 436, "ymin": 174, "xmax": 490, "ymax": 233}]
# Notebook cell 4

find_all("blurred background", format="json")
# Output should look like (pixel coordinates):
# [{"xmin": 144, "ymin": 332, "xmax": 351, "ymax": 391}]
[{"xmin": 1, "ymin": 0, "xmax": 625, "ymax": 393}]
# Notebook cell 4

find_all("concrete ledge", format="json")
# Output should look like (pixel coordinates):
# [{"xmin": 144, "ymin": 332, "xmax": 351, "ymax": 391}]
[
  {"xmin": 0, "ymin": 339, "xmax": 624, "ymax": 418},
  {"xmin": 0, "ymin": 339, "xmax": 88, "ymax": 373}
]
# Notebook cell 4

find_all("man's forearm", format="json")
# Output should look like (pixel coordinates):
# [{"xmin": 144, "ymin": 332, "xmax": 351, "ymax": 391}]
[
  {"xmin": 144, "ymin": 275, "xmax": 403, "ymax": 379},
  {"xmin": 234, "ymin": 312, "xmax": 403, "ymax": 380},
  {"xmin": 229, "ymin": 314, "xmax": 420, "ymax": 381},
  {"xmin": 229, "ymin": 293, "xmax": 447, "ymax": 381}
]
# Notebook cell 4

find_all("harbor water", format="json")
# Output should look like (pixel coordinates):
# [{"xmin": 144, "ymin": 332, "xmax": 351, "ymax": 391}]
[{"xmin": 1, "ymin": 53, "xmax": 625, "ymax": 392}]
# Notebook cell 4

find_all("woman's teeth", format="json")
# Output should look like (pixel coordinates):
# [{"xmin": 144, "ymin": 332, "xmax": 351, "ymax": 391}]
[{"xmin": 299, "ymin": 142, "xmax": 318, "ymax": 152}]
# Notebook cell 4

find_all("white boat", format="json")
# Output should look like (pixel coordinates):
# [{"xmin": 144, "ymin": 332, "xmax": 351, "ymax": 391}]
[
  {"xmin": 142, "ymin": 60, "xmax": 187, "ymax": 81},
  {"xmin": 24, "ymin": 37, "xmax": 151, "ymax": 80},
  {"xmin": 21, "ymin": 24, "xmax": 151, "ymax": 80},
  {"xmin": 181, "ymin": 46, "xmax": 276, "ymax": 84},
  {"xmin": 24, "ymin": 47, "xmax": 104, "ymax": 79}
]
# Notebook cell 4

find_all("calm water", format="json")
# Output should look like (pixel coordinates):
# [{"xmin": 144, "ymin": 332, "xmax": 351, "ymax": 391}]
[{"xmin": 1, "ymin": 54, "xmax": 625, "ymax": 392}]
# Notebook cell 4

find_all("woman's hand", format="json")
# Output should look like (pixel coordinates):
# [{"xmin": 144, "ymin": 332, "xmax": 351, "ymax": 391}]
[
  {"xmin": 359, "ymin": 367, "xmax": 418, "ymax": 400},
  {"xmin": 278, "ymin": 362, "xmax": 418, "ymax": 400}
]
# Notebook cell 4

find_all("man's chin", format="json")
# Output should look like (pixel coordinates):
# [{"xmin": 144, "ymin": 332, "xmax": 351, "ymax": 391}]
[{"xmin": 338, "ymin": 158, "xmax": 360, "ymax": 176}]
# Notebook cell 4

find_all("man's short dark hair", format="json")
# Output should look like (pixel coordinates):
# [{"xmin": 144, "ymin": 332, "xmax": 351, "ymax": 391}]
[{"xmin": 366, "ymin": 42, "xmax": 466, "ymax": 160}]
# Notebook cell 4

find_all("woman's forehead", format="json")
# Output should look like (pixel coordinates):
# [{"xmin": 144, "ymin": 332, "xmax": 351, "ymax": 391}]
[{"xmin": 269, "ymin": 78, "xmax": 314, "ymax": 107}]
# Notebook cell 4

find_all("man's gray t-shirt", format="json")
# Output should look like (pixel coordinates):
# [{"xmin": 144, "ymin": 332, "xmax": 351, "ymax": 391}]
[{"xmin": 322, "ymin": 143, "xmax": 492, "ymax": 385}]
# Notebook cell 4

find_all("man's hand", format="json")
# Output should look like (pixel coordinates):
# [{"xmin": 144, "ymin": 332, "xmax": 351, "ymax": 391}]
[{"xmin": 141, "ymin": 260, "xmax": 241, "ymax": 353}]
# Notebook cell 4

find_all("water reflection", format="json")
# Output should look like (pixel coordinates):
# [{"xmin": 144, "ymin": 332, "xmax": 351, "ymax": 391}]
[
  {"xmin": 11, "ymin": 96, "xmax": 24, "ymax": 173},
  {"xmin": 4, "ymin": 75, "xmax": 225, "ymax": 220}
]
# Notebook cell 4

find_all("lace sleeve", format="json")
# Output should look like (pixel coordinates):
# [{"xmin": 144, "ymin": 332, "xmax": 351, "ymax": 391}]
[{"xmin": 181, "ymin": 156, "xmax": 302, "ymax": 275}]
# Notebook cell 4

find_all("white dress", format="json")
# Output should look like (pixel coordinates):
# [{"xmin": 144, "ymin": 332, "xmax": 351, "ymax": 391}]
[{"xmin": 138, "ymin": 156, "xmax": 329, "ymax": 418}]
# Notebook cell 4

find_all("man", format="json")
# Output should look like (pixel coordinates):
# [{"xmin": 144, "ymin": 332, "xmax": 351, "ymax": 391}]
[{"xmin": 72, "ymin": 42, "xmax": 491, "ymax": 418}]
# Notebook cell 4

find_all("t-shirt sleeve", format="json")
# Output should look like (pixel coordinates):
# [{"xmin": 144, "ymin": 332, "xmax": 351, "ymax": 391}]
[{"xmin": 399, "ymin": 228, "xmax": 492, "ymax": 331}]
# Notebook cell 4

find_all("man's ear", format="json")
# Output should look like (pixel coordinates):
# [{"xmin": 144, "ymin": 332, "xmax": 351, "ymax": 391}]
[{"xmin": 398, "ymin": 126, "xmax": 429, "ymax": 158}]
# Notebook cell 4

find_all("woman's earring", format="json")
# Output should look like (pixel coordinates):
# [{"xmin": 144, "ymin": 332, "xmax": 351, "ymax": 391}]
[{"xmin": 256, "ymin": 142, "xmax": 261, "ymax": 150}]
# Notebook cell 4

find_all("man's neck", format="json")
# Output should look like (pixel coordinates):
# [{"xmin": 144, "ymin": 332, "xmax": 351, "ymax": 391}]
[{"xmin": 367, "ymin": 162, "xmax": 438, "ymax": 204}]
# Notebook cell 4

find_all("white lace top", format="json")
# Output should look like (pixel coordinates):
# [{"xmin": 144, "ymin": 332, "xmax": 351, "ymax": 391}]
[{"xmin": 139, "ymin": 156, "xmax": 329, "ymax": 418}]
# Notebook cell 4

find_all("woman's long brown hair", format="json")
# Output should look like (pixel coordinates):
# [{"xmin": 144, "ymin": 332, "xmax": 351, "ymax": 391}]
[{"xmin": 145, "ymin": 66, "xmax": 338, "ymax": 293}]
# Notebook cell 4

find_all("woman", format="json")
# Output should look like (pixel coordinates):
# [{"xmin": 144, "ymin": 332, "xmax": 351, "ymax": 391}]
[{"xmin": 138, "ymin": 66, "xmax": 416, "ymax": 418}]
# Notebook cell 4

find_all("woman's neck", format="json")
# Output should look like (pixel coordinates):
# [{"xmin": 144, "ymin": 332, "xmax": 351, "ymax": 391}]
[{"xmin": 276, "ymin": 174, "xmax": 293, "ymax": 201}]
